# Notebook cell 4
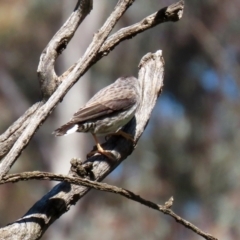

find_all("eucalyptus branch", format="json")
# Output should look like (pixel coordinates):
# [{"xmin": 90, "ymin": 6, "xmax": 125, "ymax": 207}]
[
  {"xmin": 0, "ymin": 1, "xmax": 188, "ymax": 239},
  {"xmin": 97, "ymin": 0, "xmax": 184, "ymax": 60},
  {"xmin": 0, "ymin": 0, "xmax": 184, "ymax": 162},
  {"xmin": 1, "ymin": 170, "xmax": 217, "ymax": 240},
  {"xmin": 0, "ymin": 0, "xmax": 184, "ymax": 171},
  {"xmin": 37, "ymin": 0, "xmax": 93, "ymax": 99},
  {"xmin": 0, "ymin": 0, "xmax": 135, "ymax": 178},
  {"xmin": 60, "ymin": 0, "xmax": 184, "ymax": 78},
  {"xmin": 0, "ymin": 49, "xmax": 165, "ymax": 240}
]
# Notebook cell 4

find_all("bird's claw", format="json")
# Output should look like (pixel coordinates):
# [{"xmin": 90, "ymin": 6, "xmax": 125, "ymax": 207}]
[
  {"xmin": 105, "ymin": 131, "xmax": 135, "ymax": 143},
  {"xmin": 87, "ymin": 149, "xmax": 116, "ymax": 160}
]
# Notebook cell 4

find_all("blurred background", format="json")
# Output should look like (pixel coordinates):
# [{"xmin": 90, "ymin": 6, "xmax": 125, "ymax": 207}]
[{"xmin": 0, "ymin": 0, "xmax": 240, "ymax": 239}]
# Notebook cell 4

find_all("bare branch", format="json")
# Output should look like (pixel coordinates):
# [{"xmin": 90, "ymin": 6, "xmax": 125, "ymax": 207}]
[
  {"xmin": 0, "ymin": 1, "xmax": 193, "ymax": 239},
  {"xmin": 0, "ymin": 1, "xmax": 93, "ymax": 161},
  {"xmin": 97, "ymin": 0, "xmax": 184, "ymax": 60},
  {"xmin": 0, "ymin": 50, "xmax": 164, "ymax": 239},
  {"xmin": 0, "ymin": 102, "xmax": 43, "ymax": 159},
  {"xmin": 0, "ymin": 1, "xmax": 93, "ymax": 160},
  {"xmin": 0, "ymin": 0, "xmax": 135, "ymax": 178},
  {"xmin": 0, "ymin": 103, "xmax": 41, "ymax": 143},
  {"xmin": 0, "ymin": 169, "xmax": 218, "ymax": 240},
  {"xmin": 61, "ymin": 0, "xmax": 184, "ymax": 78},
  {"xmin": 0, "ymin": 0, "xmax": 184, "ymax": 174},
  {"xmin": 37, "ymin": 0, "xmax": 93, "ymax": 98}
]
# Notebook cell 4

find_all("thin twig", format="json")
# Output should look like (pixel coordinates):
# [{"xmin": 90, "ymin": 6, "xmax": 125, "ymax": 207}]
[
  {"xmin": 0, "ymin": 171, "xmax": 218, "ymax": 240},
  {"xmin": 0, "ymin": 102, "xmax": 42, "ymax": 143},
  {"xmin": 0, "ymin": 102, "xmax": 43, "ymax": 159},
  {"xmin": 97, "ymin": 0, "xmax": 184, "ymax": 59},
  {"xmin": 60, "ymin": 0, "xmax": 184, "ymax": 78}
]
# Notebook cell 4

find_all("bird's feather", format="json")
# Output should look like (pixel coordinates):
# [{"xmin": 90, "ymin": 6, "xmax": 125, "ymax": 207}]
[
  {"xmin": 53, "ymin": 76, "xmax": 140, "ymax": 136},
  {"xmin": 72, "ymin": 98, "xmax": 136, "ymax": 123}
]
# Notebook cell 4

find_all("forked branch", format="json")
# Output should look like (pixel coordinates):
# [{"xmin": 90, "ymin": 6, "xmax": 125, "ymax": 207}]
[
  {"xmin": 0, "ymin": 1, "xmax": 194, "ymax": 239},
  {"xmin": 0, "ymin": 49, "xmax": 165, "ymax": 240},
  {"xmin": 0, "ymin": 0, "xmax": 184, "ymax": 163},
  {"xmin": 0, "ymin": 0, "xmax": 136, "ymax": 177}
]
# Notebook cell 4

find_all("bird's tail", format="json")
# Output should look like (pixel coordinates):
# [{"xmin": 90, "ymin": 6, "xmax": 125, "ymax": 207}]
[{"xmin": 53, "ymin": 122, "xmax": 79, "ymax": 136}]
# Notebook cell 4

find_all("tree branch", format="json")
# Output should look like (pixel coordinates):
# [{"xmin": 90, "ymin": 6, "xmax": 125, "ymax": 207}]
[
  {"xmin": 0, "ymin": 0, "xmax": 93, "ymax": 161},
  {"xmin": 0, "ymin": 102, "xmax": 43, "ymax": 159},
  {"xmin": 37, "ymin": 0, "xmax": 93, "ymax": 99},
  {"xmin": 97, "ymin": 0, "xmax": 184, "ymax": 60},
  {"xmin": 60, "ymin": 0, "xmax": 184, "ymax": 78},
  {"xmin": 0, "ymin": 0, "xmax": 136, "ymax": 178},
  {"xmin": 0, "ymin": 49, "xmax": 164, "ymax": 239},
  {"xmin": 0, "ymin": 1, "xmax": 207, "ymax": 239},
  {"xmin": 0, "ymin": 0, "xmax": 184, "ymax": 174},
  {"xmin": 0, "ymin": 169, "xmax": 218, "ymax": 240}
]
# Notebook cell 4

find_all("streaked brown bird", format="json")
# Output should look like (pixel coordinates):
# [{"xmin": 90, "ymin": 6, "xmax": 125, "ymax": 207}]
[{"xmin": 53, "ymin": 76, "xmax": 140, "ymax": 159}]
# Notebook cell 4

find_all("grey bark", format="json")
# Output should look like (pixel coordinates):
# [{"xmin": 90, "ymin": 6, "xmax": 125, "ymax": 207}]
[
  {"xmin": 0, "ymin": 0, "xmax": 184, "ymax": 166},
  {"xmin": 0, "ymin": 50, "xmax": 164, "ymax": 240},
  {"xmin": 49, "ymin": 2, "xmax": 105, "ymax": 239},
  {"xmin": 0, "ymin": 0, "xmax": 184, "ymax": 239}
]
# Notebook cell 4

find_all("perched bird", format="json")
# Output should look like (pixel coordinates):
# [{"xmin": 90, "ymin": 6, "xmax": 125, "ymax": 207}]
[{"xmin": 53, "ymin": 76, "xmax": 140, "ymax": 159}]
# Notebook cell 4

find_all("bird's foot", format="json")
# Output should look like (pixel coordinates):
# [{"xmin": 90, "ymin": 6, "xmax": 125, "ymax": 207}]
[
  {"xmin": 87, "ymin": 149, "xmax": 116, "ymax": 160},
  {"xmin": 105, "ymin": 130, "xmax": 135, "ymax": 142},
  {"xmin": 87, "ymin": 143, "xmax": 116, "ymax": 160}
]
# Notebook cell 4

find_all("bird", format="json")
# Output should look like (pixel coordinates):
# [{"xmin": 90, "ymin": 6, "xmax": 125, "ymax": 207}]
[{"xmin": 53, "ymin": 76, "xmax": 141, "ymax": 159}]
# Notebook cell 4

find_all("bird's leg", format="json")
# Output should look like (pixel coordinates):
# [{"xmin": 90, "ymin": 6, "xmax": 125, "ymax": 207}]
[
  {"xmin": 87, "ymin": 134, "xmax": 116, "ymax": 160},
  {"xmin": 105, "ymin": 130, "xmax": 134, "ymax": 142}
]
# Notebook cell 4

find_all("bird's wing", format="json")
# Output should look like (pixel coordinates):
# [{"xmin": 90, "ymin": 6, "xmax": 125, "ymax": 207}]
[{"xmin": 71, "ymin": 97, "xmax": 136, "ymax": 123}]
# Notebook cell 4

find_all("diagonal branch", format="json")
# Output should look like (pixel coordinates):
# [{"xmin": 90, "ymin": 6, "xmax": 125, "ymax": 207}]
[
  {"xmin": 60, "ymin": 0, "xmax": 184, "ymax": 78},
  {"xmin": 0, "ymin": 0, "xmax": 93, "ymax": 160},
  {"xmin": 0, "ymin": 170, "xmax": 218, "ymax": 240},
  {"xmin": 0, "ymin": 102, "xmax": 43, "ymax": 159},
  {"xmin": 37, "ymin": 0, "xmax": 93, "ymax": 98},
  {"xmin": 97, "ymin": 0, "xmax": 184, "ymax": 60},
  {"xmin": 0, "ymin": 102, "xmax": 42, "ymax": 143},
  {"xmin": 0, "ymin": 0, "xmax": 184, "ymax": 171},
  {"xmin": 0, "ymin": 2, "xmax": 189, "ymax": 239},
  {"xmin": 0, "ymin": 0, "xmax": 135, "ymax": 178},
  {"xmin": 0, "ymin": 50, "xmax": 164, "ymax": 240}
]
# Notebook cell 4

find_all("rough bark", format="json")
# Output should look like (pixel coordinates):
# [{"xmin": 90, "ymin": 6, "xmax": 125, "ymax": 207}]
[
  {"xmin": 0, "ymin": 169, "xmax": 218, "ymax": 240},
  {"xmin": 0, "ymin": 1, "xmax": 187, "ymax": 239},
  {"xmin": 0, "ymin": 50, "xmax": 164, "ymax": 240},
  {"xmin": 0, "ymin": 0, "xmax": 184, "ymax": 163},
  {"xmin": 0, "ymin": 0, "xmax": 137, "ymax": 176}
]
